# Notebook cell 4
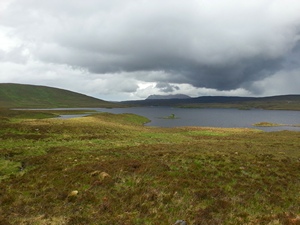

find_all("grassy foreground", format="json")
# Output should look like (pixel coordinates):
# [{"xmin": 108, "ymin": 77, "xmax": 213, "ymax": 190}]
[{"xmin": 0, "ymin": 110, "xmax": 300, "ymax": 224}]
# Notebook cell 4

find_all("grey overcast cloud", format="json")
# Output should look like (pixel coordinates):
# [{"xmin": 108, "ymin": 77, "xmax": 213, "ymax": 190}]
[{"xmin": 0, "ymin": 0, "xmax": 300, "ymax": 101}]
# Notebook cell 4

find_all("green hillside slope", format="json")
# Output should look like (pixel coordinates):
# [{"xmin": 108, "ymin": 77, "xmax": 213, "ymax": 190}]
[{"xmin": 0, "ymin": 83, "xmax": 119, "ymax": 108}]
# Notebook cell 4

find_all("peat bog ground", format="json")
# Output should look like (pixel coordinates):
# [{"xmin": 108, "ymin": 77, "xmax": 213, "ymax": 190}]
[{"xmin": 0, "ymin": 109, "xmax": 300, "ymax": 224}]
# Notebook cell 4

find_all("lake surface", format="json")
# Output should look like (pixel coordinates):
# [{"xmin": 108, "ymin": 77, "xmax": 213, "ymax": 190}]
[{"xmin": 57, "ymin": 107, "xmax": 300, "ymax": 132}]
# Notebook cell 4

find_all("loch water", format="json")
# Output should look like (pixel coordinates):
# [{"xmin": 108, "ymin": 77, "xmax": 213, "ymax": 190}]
[{"xmin": 59, "ymin": 107, "xmax": 300, "ymax": 132}]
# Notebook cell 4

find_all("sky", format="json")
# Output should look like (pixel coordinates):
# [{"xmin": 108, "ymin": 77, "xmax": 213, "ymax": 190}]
[{"xmin": 0, "ymin": 0, "xmax": 300, "ymax": 101}]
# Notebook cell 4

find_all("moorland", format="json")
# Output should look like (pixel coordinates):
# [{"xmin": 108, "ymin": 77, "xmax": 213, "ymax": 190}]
[
  {"xmin": 0, "ymin": 83, "xmax": 300, "ymax": 224},
  {"xmin": 0, "ymin": 108, "xmax": 300, "ymax": 224}
]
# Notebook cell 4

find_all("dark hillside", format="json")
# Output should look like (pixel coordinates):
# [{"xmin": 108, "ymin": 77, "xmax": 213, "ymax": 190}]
[
  {"xmin": 123, "ymin": 95, "xmax": 300, "ymax": 110},
  {"xmin": 236, "ymin": 95, "xmax": 300, "ymax": 110},
  {"xmin": 123, "ymin": 96, "xmax": 257, "ymax": 106},
  {"xmin": 0, "ymin": 83, "xmax": 120, "ymax": 108},
  {"xmin": 147, "ymin": 94, "xmax": 191, "ymax": 100}
]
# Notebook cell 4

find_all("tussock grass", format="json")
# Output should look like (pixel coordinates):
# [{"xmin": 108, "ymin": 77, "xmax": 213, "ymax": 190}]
[{"xmin": 0, "ymin": 109, "xmax": 300, "ymax": 224}]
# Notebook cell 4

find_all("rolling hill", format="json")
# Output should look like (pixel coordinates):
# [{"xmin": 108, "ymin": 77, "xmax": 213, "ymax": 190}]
[
  {"xmin": 123, "ymin": 95, "xmax": 300, "ymax": 110},
  {"xmin": 1, "ymin": 83, "xmax": 299, "ymax": 110},
  {"xmin": 0, "ymin": 83, "xmax": 120, "ymax": 108}
]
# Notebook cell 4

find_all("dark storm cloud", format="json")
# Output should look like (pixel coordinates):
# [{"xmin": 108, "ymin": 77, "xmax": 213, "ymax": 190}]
[
  {"xmin": 1, "ymin": 0, "xmax": 300, "ymax": 96},
  {"xmin": 186, "ymin": 56, "xmax": 285, "ymax": 90},
  {"xmin": 282, "ymin": 40, "xmax": 300, "ymax": 70}
]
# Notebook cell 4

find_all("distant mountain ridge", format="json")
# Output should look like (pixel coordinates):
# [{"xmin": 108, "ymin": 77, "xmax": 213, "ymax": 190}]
[
  {"xmin": 122, "ymin": 95, "xmax": 300, "ymax": 110},
  {"xmin": 0, "ymin": 83, "xmax": 120, "ymax": 108},
  {"xmin": 147, "ymin": 94, "xmax": 191, "ymax": 100}
]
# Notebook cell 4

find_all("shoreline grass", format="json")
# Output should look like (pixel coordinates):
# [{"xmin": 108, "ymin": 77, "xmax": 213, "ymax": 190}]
[
  {"xmin": 253, "ymin": 122, "xmax": 284, "ymax": 127},
  {"xmin": 253, "ymin": 121, "xmax": 300, "ymax": 127}
]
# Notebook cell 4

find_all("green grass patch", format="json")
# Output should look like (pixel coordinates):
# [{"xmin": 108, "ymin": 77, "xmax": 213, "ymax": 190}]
[
  {"xmin": 0, "ymin": 158, "xmax": 21, "ymax": 180},
  {"xmin": 185, "ymin": 130, "xmax": 229, "ymax": 136}
]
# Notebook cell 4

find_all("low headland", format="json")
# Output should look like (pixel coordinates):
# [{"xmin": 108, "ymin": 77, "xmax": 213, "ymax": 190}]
[{"xmin": 253, "ymin": 121, "xmax": 300, "ymax": 127}]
